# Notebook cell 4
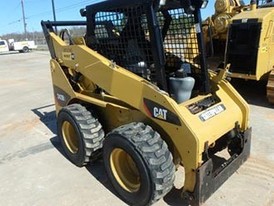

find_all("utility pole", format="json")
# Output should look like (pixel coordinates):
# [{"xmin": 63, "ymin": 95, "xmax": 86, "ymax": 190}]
[
  {"xmin": 51, "ymin": 0, "xmax": 57, "ymax": 32},
  {"xmin": 21, "ymin": 0, "xmax": 27, "ymax": 40},
  {"xmin": 51, "ymin": 0, "xmax": 57, "ymax": 21}
]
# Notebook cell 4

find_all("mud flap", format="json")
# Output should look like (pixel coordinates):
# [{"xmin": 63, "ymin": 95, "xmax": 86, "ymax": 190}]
[{"xmin": 185, "ymin": 127, "xmax": 251, "ymax": 206}]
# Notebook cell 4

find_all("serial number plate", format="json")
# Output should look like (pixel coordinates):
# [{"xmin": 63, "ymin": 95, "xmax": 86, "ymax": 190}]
[{"xmin": 199, "ymin": 104, "xmax": 226, "ymax": 121}]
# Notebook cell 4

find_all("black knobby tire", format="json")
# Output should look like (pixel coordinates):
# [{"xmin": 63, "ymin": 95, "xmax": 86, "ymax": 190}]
[
  {"xmin": 57, "ymin": 103, "xmax": 104, "ymax": 167},
  {"xmin": 103, "ymin": 122, "xmax": 175, "ymax": 206},
  {"xmin": 22, "ymin": 46, "xmax": 29, "ymax": 53}
]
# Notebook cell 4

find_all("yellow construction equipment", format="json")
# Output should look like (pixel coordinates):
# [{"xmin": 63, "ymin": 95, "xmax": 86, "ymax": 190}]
[
  {"xmin": 42, "ymin": 0, "xmax": 251, "ymax": 205},
  {"xmin": 203, "ymin": 0, "xmax": 274, "ymax": 104}
]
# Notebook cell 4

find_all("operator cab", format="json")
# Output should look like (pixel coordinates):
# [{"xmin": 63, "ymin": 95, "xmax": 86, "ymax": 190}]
[{"xmin": 82, "ymin": 0, "xmax": 210, "ymax": 103}]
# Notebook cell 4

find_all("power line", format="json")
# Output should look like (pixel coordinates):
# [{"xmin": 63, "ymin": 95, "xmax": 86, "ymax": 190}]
[
  {"xmin": 26, "ymin": 0, "xmax": 94, "ymax": 19},
  {"xmin": 1, "ymin": 0, "xmax": 95, "ymax": 32},
  {"xmin": 1, "ymin": 1, "xmax": 20, "ymax": 14},
  {"xmin": 1, "ymin": 2, "xmax": 22, "ymax": 26},
  {"xmin": 9, "ymin": 2, "xmax": 21, "ymax": 13},
  {"xmin": 8, "ymin": 19, "xmax": 22, "ymax": 25}
]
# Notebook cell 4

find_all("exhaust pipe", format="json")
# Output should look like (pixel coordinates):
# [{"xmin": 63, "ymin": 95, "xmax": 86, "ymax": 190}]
[{"xmin": 250, "ymin": 0, "xmax": 257, "ymax": 10}]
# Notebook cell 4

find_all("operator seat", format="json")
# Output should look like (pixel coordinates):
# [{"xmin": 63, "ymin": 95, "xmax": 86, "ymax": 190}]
[{"xmin": 119, "ymin": 12, "xmax": 151, "ymax": 76}]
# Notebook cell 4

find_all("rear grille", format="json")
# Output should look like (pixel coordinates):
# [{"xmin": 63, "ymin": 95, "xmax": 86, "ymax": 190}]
[{"xmin": 226, "ymin": 22, "xmax": 261, "ymax": 75}]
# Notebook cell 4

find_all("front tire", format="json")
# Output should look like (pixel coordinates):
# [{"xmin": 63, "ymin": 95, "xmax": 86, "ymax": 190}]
[
  {"xmin": 57, "ymin": 104, "xmax": 104, "ymax": 167},
  {"xmin": 103, "ymin": 122, "xmax": 175, "ymax": 206}
]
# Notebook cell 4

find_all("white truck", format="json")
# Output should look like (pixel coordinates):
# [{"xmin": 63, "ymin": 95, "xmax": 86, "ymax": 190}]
[{"xmin": 0, "ymin": 39, "xmax": 37, "ymax": 53}]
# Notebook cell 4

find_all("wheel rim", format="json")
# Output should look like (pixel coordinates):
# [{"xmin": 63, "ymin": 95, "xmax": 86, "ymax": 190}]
[
  {"xmin": 110, "ymin": 148, "xmax": 141, "ymax": 193},
  {"xmin": 62, "ymin": 121, "xmax": 79, "ymax": 154}
]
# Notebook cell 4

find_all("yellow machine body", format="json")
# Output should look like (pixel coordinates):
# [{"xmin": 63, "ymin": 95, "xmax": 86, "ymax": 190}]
[
  {"xmin": 229, "ymin": 7, "xmax": 274, "ymax": 80},
  {"xmin": 42, "ymin": 1, "xmax": 252, "ymax": 204},
  {"xmin": 203, "ymin": 0, "xmax": 245, "ymax": 41},
  {"xmin": 49, "ymin": 32, "xmax": 249, "ymax": 192},
  {"xmin": 203, "ymin": 1, "xmax": 274, "ymax": 103}
]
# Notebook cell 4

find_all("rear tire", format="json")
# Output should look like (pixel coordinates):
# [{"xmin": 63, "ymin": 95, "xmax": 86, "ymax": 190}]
[
  {"xmin": 22, "ymin": 46, "xmax": 29, "ymax": 53},
  {"xmin": 103, "ymin": 122, "xmax": 175, "ymax": 206},
  {"xmin": 57, "ymin": 104, "xmax": 104, "ymax": 167}
]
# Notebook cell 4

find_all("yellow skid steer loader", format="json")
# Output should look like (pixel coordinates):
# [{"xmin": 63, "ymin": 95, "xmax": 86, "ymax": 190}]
[{"xmin": 41, "ymin": 0, "xmax": 251, "ymax": 205}]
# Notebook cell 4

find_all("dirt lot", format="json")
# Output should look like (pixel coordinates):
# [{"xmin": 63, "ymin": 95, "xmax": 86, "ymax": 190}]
[{"xmin": 0, "ymin": 51, "xmax": 273, "ymax": 206}]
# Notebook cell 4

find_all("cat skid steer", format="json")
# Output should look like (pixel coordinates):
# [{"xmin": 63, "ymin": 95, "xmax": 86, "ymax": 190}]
[{"xmin": 41, "ymin": 0, "xmax": 251, "ymax": 205}]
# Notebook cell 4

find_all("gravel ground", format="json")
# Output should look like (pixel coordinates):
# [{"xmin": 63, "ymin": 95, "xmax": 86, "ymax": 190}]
[{"xmin": 0, "ymin": 51, "xmax": 273, "ymax": 206}]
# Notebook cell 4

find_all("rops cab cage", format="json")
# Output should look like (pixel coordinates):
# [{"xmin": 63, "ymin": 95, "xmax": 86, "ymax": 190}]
[
  {"xmin": 84, "ymin": 0, "xmax": 211, "ymax": 96},
  {"xmin": 43, "ymin": 0, "xmax": 211, "ymax": 97}
]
